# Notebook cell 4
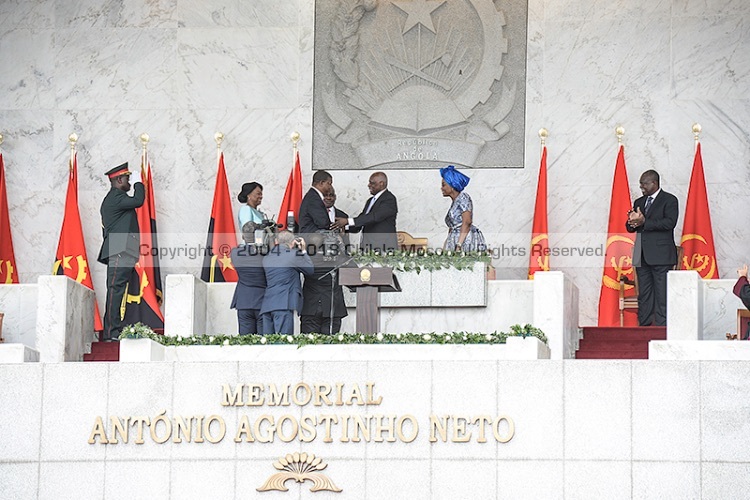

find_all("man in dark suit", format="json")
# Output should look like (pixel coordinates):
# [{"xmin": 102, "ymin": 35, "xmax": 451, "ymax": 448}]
[
  {"xmin": 97, "ymin": 163, "xmax": 145, "ymax": 341},
  {"xmin": 733, "ymin": 264, "xmax": 750, "ymax": 340},
  {"xmin": 230, "ymin": 222, "xmax": 267, "ymax": 335},
  {"xmin": 298, "ymin": 170, "xmax": 333, "ymax": 235},
  {"xmin": 333, "ymin": 172, "xmax": 398, "ymax": 253},
  {"xmin": 324, "ymin": 186, "xmax": 351, "ymax": 252},
  {"xmin": 626, "ymin": 170, "xmax": 678, "ymax": 326},
  {"xmin": 260, "ymin": 230, "xmax": 314, "ymax": 335},
  {"xmin": 300, "ymin": 233, "xmax": 350, "ymax": 335}
]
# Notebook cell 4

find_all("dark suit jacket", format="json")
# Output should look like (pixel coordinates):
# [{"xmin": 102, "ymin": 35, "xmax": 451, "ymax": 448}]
[
  {"xmin": 301, "ymin": 252, "xmax": 350, "ymax": 319},
  {"xmin": 734, "ymin": 276, "xmax": 750, "ymax": 310},
  {"xmin": 260, "ymin": 245, "xmax": 314, "ymax": 314},
  {"xmin": 97, "ymin": 183, "xmax": 145, "ymax": 264},
  {"xmin": 298, "ymin": 188, "xmax": 330, "ymax": 235},
  {"xmin": 626, "ymin": 190, "xmax": 678, "ymax": 266},
  {"xmin": 230, "ymin": 245, "xmax": 266, "ymax": 310},
  {"xmin": 351, "ymin": 189, "xmax": 398, "ymax": 252},
  {"xmin": 332, "ymin": 207, "xmax": 351, "ymax": 249}
]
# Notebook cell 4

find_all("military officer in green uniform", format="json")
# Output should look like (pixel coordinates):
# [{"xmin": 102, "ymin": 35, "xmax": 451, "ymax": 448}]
[{"xmin": 97, "ymin": 163, "xmax": 145, "ymax": 341}]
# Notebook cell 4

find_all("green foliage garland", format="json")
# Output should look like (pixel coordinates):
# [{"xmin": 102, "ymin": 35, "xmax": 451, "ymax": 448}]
[
  {"xmin": 353, "ymin": 249, "xmax": 492, "ymax": 273},
  {"xmin": 119, "ymin": 323, "xmax": 547, "ymax": 347}
]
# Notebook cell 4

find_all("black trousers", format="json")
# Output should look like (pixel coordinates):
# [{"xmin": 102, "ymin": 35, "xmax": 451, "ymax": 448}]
[
  {"xmin": 103, "ymin": 253, "xmax": 138, "ymax": 340},
  {"xmin": 300, "ymin": 315, "xmax": 342, "ymax": 335},
  {"xmin": 636, "ymin": 263, "xmax": 671, "ymax": 326}
]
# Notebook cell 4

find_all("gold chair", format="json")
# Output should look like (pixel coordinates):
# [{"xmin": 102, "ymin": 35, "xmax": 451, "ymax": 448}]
[
  {"xmin": 397, "ymin": 231, "xmax": 428, "ymax": 252},
  {"xmin": 619, "ymin": 245, "xmax": 684, "ymax": 326}
]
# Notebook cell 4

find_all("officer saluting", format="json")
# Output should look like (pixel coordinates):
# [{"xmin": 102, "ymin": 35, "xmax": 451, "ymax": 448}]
[{"xmin": 97, "ymin": 163, "xmax": 145, "ymax": 341}]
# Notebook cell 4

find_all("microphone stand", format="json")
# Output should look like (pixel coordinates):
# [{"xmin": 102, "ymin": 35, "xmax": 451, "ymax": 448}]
[{"xmin": 318, "ymin": 255, "xmax": 357, "ymax": 335}]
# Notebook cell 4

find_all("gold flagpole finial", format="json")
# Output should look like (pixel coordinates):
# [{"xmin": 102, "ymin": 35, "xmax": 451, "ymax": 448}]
[
  {"xmin": 692, "ymin": 123, "xmax": 702, "ymax": 143},
  {"xmin": 615, "ymin": 126, "xmax": 625, "ymax": 144},
  {"xmin": 68, "ymin": 133, "xmax": 78, "ymax": 150},
  {"xmin": 214, "ymin": 132, "xmax": 224, "ymax": 149},
  {"xmin": 140, "ymin": 133, "xmax": 150, "ymax": 151},
  {"xmin": 291, "ymin": 131, "xmax": 300, "ymax": 151},
  {"xmin": 0, "ymin": 133, "xmax": 4, "ymax": 148},
  {"xmin": 538, "ymin": 128, "xmax": 548, "ymax": 146}
]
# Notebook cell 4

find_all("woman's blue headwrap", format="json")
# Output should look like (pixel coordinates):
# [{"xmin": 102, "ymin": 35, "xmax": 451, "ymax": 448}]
[{"xmin": 440, "ymin": 165, "xmax": 470, "ymax": 192}]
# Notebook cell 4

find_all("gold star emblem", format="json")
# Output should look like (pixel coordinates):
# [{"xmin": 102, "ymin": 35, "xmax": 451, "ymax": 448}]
[
  {"xmin": 218, "ymin": 254, "xmax": 235, "ymax": 272},
  {"xmin": 392, "ymin": 0, "xmax": 445, "ymax": 34}
]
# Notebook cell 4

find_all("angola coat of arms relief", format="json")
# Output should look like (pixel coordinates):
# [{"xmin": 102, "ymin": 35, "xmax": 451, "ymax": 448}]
[{"xmin": 313, "ymin": 0, "xmax": 528, "ymax": 170}]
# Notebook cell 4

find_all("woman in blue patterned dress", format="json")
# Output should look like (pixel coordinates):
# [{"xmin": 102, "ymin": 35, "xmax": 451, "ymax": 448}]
[{"xmin": 440, "ymin": 165, "xmax": 486, "ymax": 251}]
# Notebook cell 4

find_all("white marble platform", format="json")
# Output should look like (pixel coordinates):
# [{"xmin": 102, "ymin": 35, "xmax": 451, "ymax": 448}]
[
  {"xmin": 667, "ymin": 271, "xmax": 746, "ymax": 341},
  {"xmin": 0, "ymin": 343, "xmax": 39, "ymax": 363},
  {"xmin": 342, "ymin": 262, "xmax": 488, "ymax": 307},
  {"xmin": 120, "ymin": 335, "xmax": 550, "ymax": 362},
  {"xmin": 164, "ymin": 271, "xmax": 579, "ymax": 359},
  {"xmin": 650, "ymin": 341, "xmax": 750, "ymax": 360},
  {"xmin": 0, "ymin": 284, "xmax": 38, "ymax": 347}
]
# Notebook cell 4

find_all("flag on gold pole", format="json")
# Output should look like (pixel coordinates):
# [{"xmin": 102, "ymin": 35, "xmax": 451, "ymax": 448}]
[
  {"xmin": 528, "ymin": 129, "xmax": 550, "ymax": 279},
  {"xmin": 201, "ymin": 133, "xmax": 238, "ymax": 282},
  {"xmin": 122, "ymin": 134, "xmax": 164, "ymax": 330},
  {"xmin": 597, "ymin": 129, "xmax": 638, "ymax": 327},
  {"xmin": 277, "ymin": 134, "xmax": 303, "ymax": 231},
  {"xmin": 53, "ymin": 134, "xmax": 103, "ymax": 331},
  {"xmin": 680, "ymin": 125, "xmax": 719, "ymax": 278}
]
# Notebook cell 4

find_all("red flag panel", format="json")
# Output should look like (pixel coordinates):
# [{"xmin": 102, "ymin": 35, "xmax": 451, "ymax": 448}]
[
  {"xmin": 528, "ymin": 146, "xmax": 550, "ymax": 279},
  {"xmin": 597, "ymin": 145, "xmax": 638, "ymax": 327},
  {"xmin": 680, "ymin": 143, "xmax": 719, "ymax": 279},
  {"xmin": 0, "ymin": 154, "xmax": 19, "ymax": 284},
  {"xmin": 277, "ymin": 150, "xmax": 303, "ymax": 231},
  {"xmin": 53, "ymin": 153, "xmax": 103, "ymax": 331}
]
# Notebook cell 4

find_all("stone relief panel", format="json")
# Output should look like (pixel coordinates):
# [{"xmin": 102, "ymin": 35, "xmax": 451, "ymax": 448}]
[{"xmin": 313, "ymin": 0, "xmax": 528, "ymax": 170}]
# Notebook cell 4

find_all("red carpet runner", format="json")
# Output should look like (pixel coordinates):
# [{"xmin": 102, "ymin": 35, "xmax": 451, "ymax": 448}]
[
  {"xmin": 575, "ymin": 327, "xmax": 666, "ymax": 359},
  {"xmin": 83, "ymin": 342, "xmax": 120, "ymax": 362}
]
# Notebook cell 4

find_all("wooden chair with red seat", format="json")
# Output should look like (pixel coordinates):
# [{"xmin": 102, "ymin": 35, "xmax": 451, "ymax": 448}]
[{"xmin": 619, "ymin": 245, "xmax": 684, "ymax": 326}]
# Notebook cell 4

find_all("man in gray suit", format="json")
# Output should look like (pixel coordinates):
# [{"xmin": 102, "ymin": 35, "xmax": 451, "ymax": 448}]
[
  {"xmin": 260, "ymin": 231, "xmax": 314, "ymax": 335},
  {"xmin": 97, "ymin": 163, "xmax": 144, "ymax": 341}
]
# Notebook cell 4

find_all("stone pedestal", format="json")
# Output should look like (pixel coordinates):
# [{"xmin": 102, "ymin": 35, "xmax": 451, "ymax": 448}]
[
  {"xmin": 35, "ymin": 276, "xmax": 95, "ymax": 362},
  {"xmin": 164, "ymin": 274, "xmax": 207, "ymax": 337}
]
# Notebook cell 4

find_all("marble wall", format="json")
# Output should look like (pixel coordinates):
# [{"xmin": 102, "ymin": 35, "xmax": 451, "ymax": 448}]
[
  {"xmin": 2, "ymin": 360, "xmax": 750, "ymax": 498},
  {"xmin": 1, "ymin": 0, "xmax": 749, "ymax": 326}
]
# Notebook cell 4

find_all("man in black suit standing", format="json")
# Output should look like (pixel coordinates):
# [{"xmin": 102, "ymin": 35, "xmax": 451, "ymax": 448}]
[
  {"xmin": 230, "ymin": 222, "xmax": 267, "ymax": 335},
  {"xmin": 333, "ymin": 172, "xmax": 398, "ymax": 253},
  {"xmin": 97, "ymin": 163, "xmax": 145, "ymax": 341},
  {"xmin": 298, "ymin": 170, "xmax": 333, "ymax": 235},
  {"xmin": 300, "ymin": 233, "xmax": 349, "ymax": 335},
  {"xmin": 626, "ymin": 170, "xmax": 678, "ymax": 326}
]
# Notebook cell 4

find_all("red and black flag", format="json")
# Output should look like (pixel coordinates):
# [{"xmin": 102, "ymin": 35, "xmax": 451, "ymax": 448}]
[
  {"xmin": 53, "ymin": 151, "xmax": 103, "ymax": 331},
  {"xmin": 122, "ymin": 152, "xmax": 164, "ymax": 331},
  {"xmin": 201, "ymin": 151, "xmax": 238, "ymax": 282},
  {"xmin": 0, "ymin": 152, "xmax": 19, "ymax": 284}
]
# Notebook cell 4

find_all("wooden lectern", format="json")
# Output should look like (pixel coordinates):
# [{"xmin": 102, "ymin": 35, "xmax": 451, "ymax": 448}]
[{"xmin": 339, "ymin": 267, "xmax": 401, "ymax": 334}]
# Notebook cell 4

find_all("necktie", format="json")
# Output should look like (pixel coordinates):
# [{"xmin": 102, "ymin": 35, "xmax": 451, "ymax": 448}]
[
  {"xmin": 644, "ymin": 196, "xmax": 653, "ymax": 214},
  {"xmin": 365, "ymin": 197, "xmax": 376, "ymax": 214}
]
